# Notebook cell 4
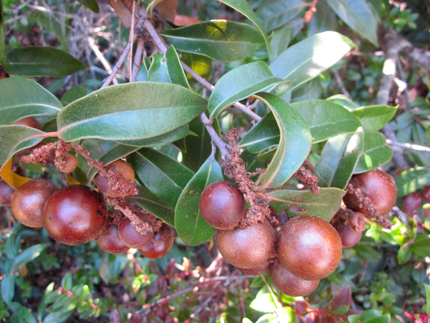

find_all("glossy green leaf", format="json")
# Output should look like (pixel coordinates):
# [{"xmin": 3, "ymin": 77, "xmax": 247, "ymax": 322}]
[
  {"xmin": 160, "ymin": 21, "xmax": 265, "ymax": 62},
  {"xmin": 1, "ymin": 271, "xmax": 14, "ymax": 305},
  {"xmin": 128, "ymin": 148, "xmax": 194, "ymax": 207},
  {"xmin": 208, "ymin": 62, "xmax": 286, "ymax": 118},
  {"xmin": 6, "ymin": 47, "xmax": 88, "ymax": 77},
  {"xmin": 77, "ymin": 0, "xmax": 100, "ymax": 13},
  {"xmin": 57, "ymin": 82, "xmax": 207, "ymax": 142},
  {"xmin": 326, "ymin": 0, "xmax": 378, "ymax": 46},
  {"xmin": 0, "ymin": 126, "xmax": 44, "ymax": 170},
  {"xmin": 117, "ymin": 125, "xmax": 189, "ymax": 147},
  {"xmin": 14, "ymin": 243, "xmax": 49, "ymax": 267},
  {"xmin": 0, "ymin": 0, "xmax": 7, "ymax": 68},
  {"xmin": 61, "ymin": 272, "xmax": 73, "ymax": 291},
  {"xmin": 315, "ymin": 132, "xmax": 364, "ymax": 189},
  {"xmin": 395, "ymin": 167, "xmax": 430, "ymax": 197},
  {"xmin": 397, "ymin": 245, "xmax": 412, "ymax": 265},
  {"xmin": 76, "ymin": 139, "xmax": 141, "ymax": 181},
  {"xmin": 240, "ymin": 99, "xmax": 361, "ymax": 153},
  {"xmin": 180, "ymin": 118, "xmax": 220, "ymax": 172},
  {"xmin": 218, "ymin": 0, "xmax": 271, "ymax": 53},
  {"xmin": 180, "ymin": 52, "xmax": 212, "ymax": 81},
  {"xmin": 128, "ymin": 185, "xmax": 175, "ymax": 226},
  {"xmin": 269, "ymin": 25, "xmax": 291, "ymax": 62},
  {"xmin": 307, "ymin": 0, "xmax": 337, "ymax": 36},
  {"xmin": 351, "ymin": 105, "xmax": 397, "ymax": 131},
  {"xmin": 326, "ymin": 94, "xmax": 360, "ymax": 110},
  {"xmin": 136, "ymin": 57, "xmax": 151, "ymax": 81},
  {"xmin": 362, "ymin": 315, "xmax": 390, "ymax": 323},
  {"xmin": 269, "ymin": 188, "xmax": 345, "ymax": 221},
  {"xmin": 425, "ymin": 284, "xmax": 430, "ymax": 315},
  {"xmin": 148, "ymin": 45, "xmax": 190, "ymax": 89},
  {"xmin": 355, "ymin": 132, "xmax": 392, "ymax": 174},
  {"xmin": 256, "ymin": 0, "xmax": 305, "ymax": 32},
  {"xmin": 253, "ymin": 93, "xmax": 312, "ymax": 188},
  {"xmin": 0, "ymin": 78, "xmax": 62, "ymax": 125},
  {"xmin": 269, "ymin": 31, "xmax": 355, "ymax": 95},
  {"xmin": 174, "ymin": 158, "xmax": 222, "ymax": 246},
  {"xmin": 61, "ymin": 86, "xmax": 89, "ymax": 106}
]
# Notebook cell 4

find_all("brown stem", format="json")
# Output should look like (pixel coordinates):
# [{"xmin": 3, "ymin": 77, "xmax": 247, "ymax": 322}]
[
  {"xmin": 128, "ymin": 1, "xmax": 136, "ymax": 82},
  {"xmin": 132, "ymin": 38, "xmax": 145, "ymax": 82},
  {"xmin": 26, "ymin": 132, "xmax": 59, "ymax": 140},
  {"xmin": 101, "ymin": 40, "xmax": 133, "ymax": 89}
]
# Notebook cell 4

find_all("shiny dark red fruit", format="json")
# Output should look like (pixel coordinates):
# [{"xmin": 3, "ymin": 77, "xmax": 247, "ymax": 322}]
[
  {"xmin": 237, "ymin": 262, "xmax": 269, "ymax": 276},
  {"xmin": 139, "ymin": 223, "xmax": 174, "ymax": 259},
  {"xmin": 0, "ymin": 179, "xmax": 15, "ymax": 206},
  {"xmin": 216, "ymin": 219, "xmax": 276, "ymax": 269},
  {"xmin": 96, "ymin": 223, "xmax": 129, "ymax": 254},
  {"xmin": 402, "ymin": 192, "xmax": 422, "ymax": 216},
  {"xmin": 344, "ymin": 169, "xmax": 397, "ymax": 217},
  {"xmin": 95, "ymin": 160, "xmax": 135, "ymax": 197},
  {"xmin": 118, "ymin": 216, "xmax": 154, "ymax": 248},
  {"xmin": 11, "ymin": 179, "xmax": 56, "ymax": 228},
  {"xmin": 332, "ymin": 220, "xmax": 362, "ymax": 248},
  {"xmin": 269, "ymin": 261, "xmax": 319, "ymax": 297},
  {"xmin": 199, "ymin": 181, "xmax": 246, "ymax": 230},
  {"xmin": 11, "ymin": 117, "xmax": 41, "ymax": 130},
  {"xmin": 277, "ymin": 215, "xmax": 342, "ymax": 281},
  {"xmin": 43, "ymin": 185, "xmax": 108, "ymax": 245}
]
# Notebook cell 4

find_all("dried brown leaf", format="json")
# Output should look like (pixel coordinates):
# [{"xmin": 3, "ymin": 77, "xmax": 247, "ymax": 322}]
[{"xmin": 108, "ymin": 0, "xmax": 134, "ymax": 29}]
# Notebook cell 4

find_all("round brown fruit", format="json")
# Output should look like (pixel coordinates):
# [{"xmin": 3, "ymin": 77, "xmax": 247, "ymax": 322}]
[
  {"xmin": 57, "ymin": 154, "xmax": 78, "ymax": 173},
  {"xmin": 402, "ymin": 192, "xmax": 422, "ymax": 216},
  {"xmin": 43, "ymin": 185, "xmax": 108, "ymax": 245},
  {"xmin": 237, "ymin": 262, "xmax": 269, "ymax": 276},
  {"xmin": 96, "ymin": 223, "xmax": 129, "ymax": 254},
  {"xmin": 11, "ymin": 117, "xmax": 41, "ymax": 130},
  {"xmin": 0, "ymin": 179, "xmax": 15, "ymax": 206},
  {"xmin": 118, "ymin": 216, "xmax": 154, "ymax": 248},
  {"xmin": 216, "ymin": 219, "xmax": 276, "ymax": 269},
  {"xmin": 11, "ymin": 179, "xmax": 56, "ymax": 228},
  {"xmin": 269, "ymin": 261, "xmax": 319, "ymax": 297},
  {"xmin": 332, "ymin": 220, "xmax": 362, "ymax": 248},
  {"xmin": 139, "ymin": 223, "xmax": 174, "ymax": 259},
  {"xmin": 199, "ymin": 181, "xmax": 246, "ymax": 230},
  {"xmin": 277, "ymin": 215, "xmax": 342, "ymax": 281},
  {"xmin": 95, "ymin": 160, "xmax": 135, "ymax": 197},
  {"xmin": 344, "ymin": 169, "xmax": 397, "ymax": 217}
]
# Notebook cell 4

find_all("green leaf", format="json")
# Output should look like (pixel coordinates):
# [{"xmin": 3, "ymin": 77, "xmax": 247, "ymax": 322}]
[
  {"xmin": 326, "ymin": 0, "xmax": 378, "ymax": 46},
  {"xmin": 1, "ymin": 271, "xmax": 14, "ymax": 305},
  {"xmin": 351, "ymin": 105, "xmax": 397, "ymax": 131},
  {"xmin": 254, "ymin": 93, "xmax": 312, "ymax": 188},
  {"xmin": 5, "ymin": 47, "xmax": 88, "ymax": 77},
  {"xmin": 43, "ymin": 310, "xmax": 74, "ymax": 323},
  {"xmin": 269, "ymin": 188, "xmax": 345, "ymax": 221},
  {"xmin": 269, "ymin": 31, "xmax": 355, "ymax": 95},
  {"xmin": 128, "ymin": 186, "xmax": 175, "ymax": 226},
  {"xmin": 315, "ymin": 132, "xmax": 364, "ymax": 189},
  {"xmin": 0, "ymin": 126, "xmax": 44, "ymax": 170},
  {"xmin": 354, "ymin": 244, "xmax": 381, "ymax": 262},
  {"xmin": 77, "ymin": 0, "xmax": 100, "ymax": 13},
  {"xmin": 180, "ymin": 52, "xmax": 212, "ymax": 81},
  {"xmin": 136, "ymin": 57, "xmax": 151, "ymax": 81},
  {"xmin": 13, "ymin": 243, "xmax": 49, "ymax": 267},
  {"xmin": 0, "ymin": 78, "xmax": 62, "ymax": 125},
  {"xmin": 208, "ymin": 61, "xmax": 286, "ymax": 118},
  {"xmin": 128, "ymin": 148, "xmax": 194, "ymax": 207},
  {"xmin": 397, "ymin": 245, "xmax": 412, "ymax": 265},
  {"xmin": 217, "ymin": 0, "xmax": 271, "ymax": 53},
  {"xmin": 117, "ymin": 125, "xmax": 189, "ymax": 147},
  {"xmin": 250, "ymin": 286, "xmax": 277, "ymax": 313},
  {"xmin": 256, "ymin": 0, "xmax": 305, "ymax": 32},
  {"xmin": 61, "ymin": 86, "xmax": 89, "ymax": 106},
  {"xmin": 76, "ymin": 139, "xmax": 140, "ymax": 181},
  {"xmin": 174, "ymin": 158, "xmax": 222, "ymax": 245},
  {"xmin": 38, "ymin": 282, "xmax": 55, "ymax": 320},
  {"xmin": 362, "ymin": 315, "xmax": 391, "ymax": 323},
  {"xmin": 327, "ymin": 94, "xmax": 360, "ymax": 110},
  {"xmin": 395, "ymin": 167, "xmax": 430, "ymax": 197},
  {"xmin": 411, "ymin": 238, "xmax": 430, "ymax": 258},
  {"xmin": 180, "ymin": 118, "xmax": 220, "ymax": 172},
  {"xmin": 269, "ymin": 25, "xmax": 292, "ymax": 62},
  {"xmin": 424, "ymin": 284, "xmax": 430, "ymax": 315},
  {"xmin": 160, "ymin": 21, "xmax": 265, "ymax": 62},
  {"xmin": 61, "ymin": 273, "xmax": 73, "ymax": 291},
  {"xmin": 240, "ymin": 112, "xmax": 279, "ymax": 154},
  {"xmin": 307, "ymin": 0, "xmax": 337, "ymax": 37},
  {"xmin": 0, "ymin": 0, "xmax": 8, "ymax": 68},
  {"xmin": 57, "ymin": 82, "xmax": 207, "ymax": 142},
  {"xmin": 148, "ymin": 46, "xmax": 190, "ymax": 89},
  {"xmin": 355, "ymin": 132, "xmax": 392, "ymax": 174}
]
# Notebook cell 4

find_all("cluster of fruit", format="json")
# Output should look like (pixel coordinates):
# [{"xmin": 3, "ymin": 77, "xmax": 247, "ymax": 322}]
[{"xmin": 199, "ymin": 169, "xmax": 398, "ymax": 297}]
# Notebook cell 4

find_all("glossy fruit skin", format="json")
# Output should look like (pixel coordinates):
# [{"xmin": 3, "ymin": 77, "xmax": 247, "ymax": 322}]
[
  {"xmin": 199, "ymin": 181, "xmax": 246, "ymax": 230},
  {"xmin": 237, "ymin": 262, "xmax": 269, "ymax": 276},
  {"xmin": 0, "ymin": 179, "xmax": 15, "ymax": 206},
  {"xmin": 216, "ymin": 219, "xmax": 276, "ymax": 269},
  {"xmin": 43, "ymin": 185, "xmax": 108, "ymax": 245},
  {"xmin": 344, "ymin": 169, "xmax": 397, "ymax": 217},
  {"xmin": 139, "ymin": 223, "xmax": 174, "ymax": 259},
  {"xmin": 11, "ymin": 117, "xmax": 41, "ymax": 130},
  {"xmin": 277, "ymin": 215, "xmax": 342, "ymax": 281},
  {"xmin": 269, "ymin": 261, "xmax": 319, "ymax": 297},
  {"xmin": 402, "ymin": 192, "xmax": 422, "ymax": 215},
  {"xmin": 118, "ymin": 217, "xmax": 154, "ymax": 248},
  {"xmin": 96, "ymin": 223, "xmax": 129, "ymax": 254},
  {"xmin": 95, "ymin": 160, "xmax": 135, "ymax": 197},
  {"xmin": 332, "ymin": 221, "xmax": 362, "ymax": 248},
  {"xmin": 11, "ymin": 179, "xmax": 56, "ymax": 228}
]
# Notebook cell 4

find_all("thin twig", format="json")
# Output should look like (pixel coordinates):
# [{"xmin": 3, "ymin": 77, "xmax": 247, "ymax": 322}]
[
  {"xmin": 332, "ymin": 69, "xmax": 352, "ymax": 100},
  {"xmin": 132, "ymin": 38, "xmax": 145, "ymax": 82},
  {"xmin": 101, "ymin": 40, "xmax": 133, "ymax": 88},
  {"xmin": 87, "ymin": 36, "xmax": 118, "ymax": 85},
  {"xmin": 386, "ymin": 139, "xmax": 430, "ymax": 152},
  {"xmin": 200, "ymin": 113, "xmax": 231, "ymax": 161},
  {"xmin": 128, "ymin": 1, "xmax": 136, "ymax": 82}
]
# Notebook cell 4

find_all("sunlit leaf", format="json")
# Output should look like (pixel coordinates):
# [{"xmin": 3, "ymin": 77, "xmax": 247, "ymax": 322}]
[
  {"xmin": 351, "ymin": 105, "xmax": 397, "ymax": 131},
  {"xmin": 355, "ymin": 132, "xmax": 392, "ymax": 173}
]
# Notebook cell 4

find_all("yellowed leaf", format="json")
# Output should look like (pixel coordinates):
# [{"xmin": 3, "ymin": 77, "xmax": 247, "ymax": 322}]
[
  {"xmin": 0, "ymin": 158, "xmax": 32, "ymax": 189},
  {"xmin": 66, "ymin": 173, "xmax": 81, "ymax": 185}
]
